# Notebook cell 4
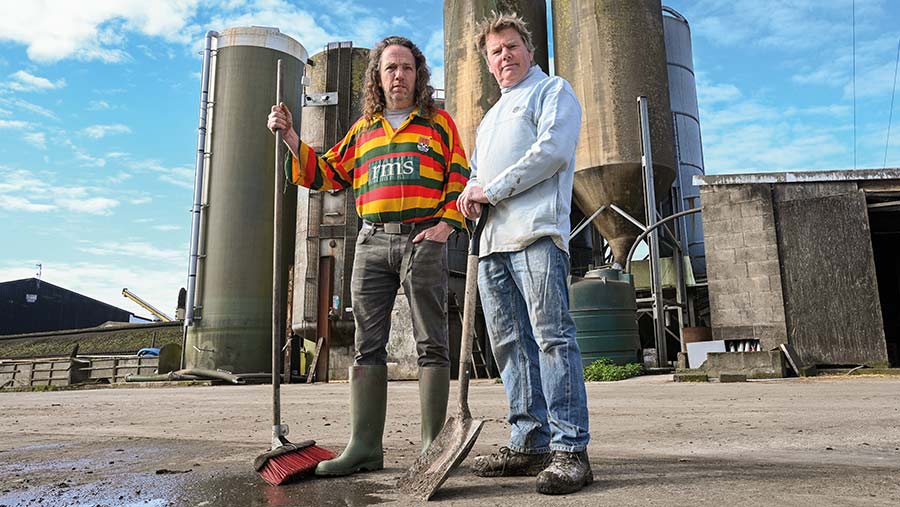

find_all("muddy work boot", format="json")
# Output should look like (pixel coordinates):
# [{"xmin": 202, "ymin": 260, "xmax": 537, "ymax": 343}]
[
  {"xmin": 315, "ymin": 365, "xmax": 387, "ymax": 476},
  {"xmin": 535, "ymin": 450, "xmax": 593, "ymax": 495},
  {"xmin": 471, "ymin": 447, "xmax": 551, "ymax": 477}
]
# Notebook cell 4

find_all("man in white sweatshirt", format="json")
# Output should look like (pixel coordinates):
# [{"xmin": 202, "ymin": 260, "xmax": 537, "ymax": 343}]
[{"xmin": 456, "ymin": 11, "xmax": 592, "ymax": 496}]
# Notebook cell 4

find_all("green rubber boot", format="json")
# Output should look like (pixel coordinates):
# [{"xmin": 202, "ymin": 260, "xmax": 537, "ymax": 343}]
[
  {"xmin": 419, "ymin": 366, "xmax": 450, "ymax": 453},
  {"xmin": 315, "ymin": 365, "xmax": 387, "ymax": 476}
]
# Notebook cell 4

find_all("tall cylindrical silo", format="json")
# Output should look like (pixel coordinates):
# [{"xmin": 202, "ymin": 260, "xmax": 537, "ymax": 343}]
[
  {"xmin": 185, "ymin": 27, "xmax": 307, "ymax": 374},
  {"xmin": 293, "ymin": 43, "xmax": 369, "ymax": 381},
  {"xmin": 552, "ymin": 0, "xmax": 676, "ymax": 266},
  {"xmin": 444, "ymin": 0, "xmax": 549, "ymax": 155},
  {"xmin": 663, "ymin": 6, "xmax": 706, "ymax": 278}
]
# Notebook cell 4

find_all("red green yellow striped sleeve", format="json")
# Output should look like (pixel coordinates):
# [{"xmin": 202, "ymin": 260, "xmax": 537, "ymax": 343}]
[
  {"xmin": 285, "ymin": 119, "xmax": 362, "ymax": 191},
  {"xmin": 431, "ymin": 110, "xmax": 469, "ymax": 230}
]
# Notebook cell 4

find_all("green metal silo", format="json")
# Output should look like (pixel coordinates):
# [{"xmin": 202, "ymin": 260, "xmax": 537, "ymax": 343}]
[
  {"xmin": 185, "ymin": 27, "xmax": 307, "ymax": 374},
  {"xmin": 569, "ymin": 268, "xmax": 641, "ymax": 367}
]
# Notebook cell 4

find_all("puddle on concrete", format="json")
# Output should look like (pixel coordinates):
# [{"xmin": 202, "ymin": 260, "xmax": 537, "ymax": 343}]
[
  {"xmin": 0, "ymin": 469, "xmax": 391, "ymax": 507},
  {"xmin": 180, "ymin": 473, "xmax": 391, "ymax": 506}
]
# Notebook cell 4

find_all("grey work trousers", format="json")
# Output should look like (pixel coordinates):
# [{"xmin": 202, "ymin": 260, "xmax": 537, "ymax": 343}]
[{"xmin": 351, "ymin": 221, "xmax": 450, "ymax": 367}]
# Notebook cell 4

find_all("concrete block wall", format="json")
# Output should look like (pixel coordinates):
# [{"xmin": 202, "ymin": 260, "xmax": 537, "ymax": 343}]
[
  {"xmin": 699, "ymin": 184, "xmax": 788, "ymax": 350},
  {"xmin": 328, "ymin": 291, "xmax": 420, "ymax": 381}
]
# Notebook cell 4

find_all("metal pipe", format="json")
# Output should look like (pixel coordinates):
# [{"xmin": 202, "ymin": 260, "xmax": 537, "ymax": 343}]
[
  {"xmin": 638, "ymin": 96, "xmax": 667, "ymax": 367},
  {"xmin": 571, "ymin": 205, "xmax": 607, "ymax": 240},
  {"xmin": 608, "ymin": 203, "xmax": 648, "ymax": 232},
  {"xmin": 184, "ymin": 30, "xmax": 218, "ymax": 330},
  {"xmin": 624, "ymin": 208, "xmax": 702, "ymax": 274}
]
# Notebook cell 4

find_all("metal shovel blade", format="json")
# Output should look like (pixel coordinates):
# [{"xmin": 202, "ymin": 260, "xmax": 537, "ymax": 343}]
[
  {"xmin": 396, "ymin": 413, "xmax": 484, "ymax": 500},
  {"xmin": 398, "ymin": 209, "xmax": 489, "ymax": 501}
]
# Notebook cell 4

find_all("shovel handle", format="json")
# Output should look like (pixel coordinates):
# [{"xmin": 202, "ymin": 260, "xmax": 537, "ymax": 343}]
[{"xmin": 458, "ymin": 207, "xmax": 488, "ymax": 418}]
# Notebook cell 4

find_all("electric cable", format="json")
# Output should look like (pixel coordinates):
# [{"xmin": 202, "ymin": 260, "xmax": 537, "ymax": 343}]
[{"xmin": 884, "ymin": 37, "xmax": 900, "ymax": 168}]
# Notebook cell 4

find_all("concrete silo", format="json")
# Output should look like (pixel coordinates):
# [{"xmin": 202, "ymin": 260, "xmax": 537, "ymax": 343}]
[
  {"xmin": 444, "ymin": 0, "xmax": 549, "ymax": 155},
  {"xmin": 292, "ymin": 43, "xmax": 369, "ymax": 381},
  {"xmin": 663, "ymin": 6, "xmax": 707, "ymax": 278},
  {"xmin": 552, "ymin": 0, "xmax": 676, "ymax": 266},
  {"xmin": 184, "ymin": 27, "xmax": 307, "ymax": 374}
]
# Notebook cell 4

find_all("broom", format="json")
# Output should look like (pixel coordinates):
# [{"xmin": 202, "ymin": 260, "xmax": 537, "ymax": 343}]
[{"xmin": 255, "ymin": 59, "xmax": 336, "ymax": 486}]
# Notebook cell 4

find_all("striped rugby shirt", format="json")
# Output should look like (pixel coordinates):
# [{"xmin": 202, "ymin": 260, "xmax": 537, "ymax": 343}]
[{"xmin": 287, "ymin": 108, "xmax": 469, "ymax": 230}]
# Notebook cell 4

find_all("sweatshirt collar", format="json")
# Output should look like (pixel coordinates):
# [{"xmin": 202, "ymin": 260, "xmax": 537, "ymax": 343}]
[{"xmin": 500, "ymin": 65, "xmax": 543, "ymax": 94}]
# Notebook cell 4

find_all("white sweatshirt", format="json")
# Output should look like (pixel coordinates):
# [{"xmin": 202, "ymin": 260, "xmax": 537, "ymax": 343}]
[{"xmin": 469, "ymin": 65, "xmax": 583, "ymax": 256}]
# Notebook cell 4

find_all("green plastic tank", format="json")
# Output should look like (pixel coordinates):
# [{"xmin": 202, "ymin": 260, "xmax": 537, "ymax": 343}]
[{"xmin": 569, "ymin": 268, "xmax": 640, "ymax": 367}]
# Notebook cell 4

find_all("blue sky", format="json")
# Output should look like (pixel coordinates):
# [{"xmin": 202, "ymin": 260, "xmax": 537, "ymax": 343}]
[{"xmin": 0, "ymin": 0, "xmax": 898, "ymax": 317}]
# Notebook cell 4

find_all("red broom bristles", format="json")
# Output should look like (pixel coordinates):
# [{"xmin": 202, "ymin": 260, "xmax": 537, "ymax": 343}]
[{"xmin": 258, "ymin": 445, "xmax": 337, "ymax": 485}]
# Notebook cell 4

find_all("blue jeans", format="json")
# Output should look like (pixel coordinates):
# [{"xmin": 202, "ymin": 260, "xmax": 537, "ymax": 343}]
[{"xmin": 478, "ymin": 237, "xmax": 590, "ymax": 453}]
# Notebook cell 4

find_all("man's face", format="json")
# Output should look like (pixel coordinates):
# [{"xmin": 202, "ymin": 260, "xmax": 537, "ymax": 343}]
[
  {"xmin": 380, "ymin": 44, "xmax": 417, "ymax": 110},
  {"xmin": 485, "ymin": 27, "xmax": 533, "ymax": 88}
]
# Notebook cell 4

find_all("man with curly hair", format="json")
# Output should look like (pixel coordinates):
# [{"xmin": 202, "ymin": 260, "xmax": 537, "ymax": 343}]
[
  {"xmin": 456, "ymin": 12, "xmax": 592, "ymax": 495},
  {"xmin": 267, "ymin": 35, "xmax": 469, "ymax": 477}
]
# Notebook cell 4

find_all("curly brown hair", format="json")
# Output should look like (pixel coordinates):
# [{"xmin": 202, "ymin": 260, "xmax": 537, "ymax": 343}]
[{"xmin": 363, "ymin": 36, "xmax": 436, "ymax": 121}]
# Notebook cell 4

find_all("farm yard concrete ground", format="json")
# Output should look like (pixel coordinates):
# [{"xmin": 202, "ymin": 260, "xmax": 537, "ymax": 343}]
[{"xmin": 1, "ymin": 374, "xmax": 899, "ymax": 506}]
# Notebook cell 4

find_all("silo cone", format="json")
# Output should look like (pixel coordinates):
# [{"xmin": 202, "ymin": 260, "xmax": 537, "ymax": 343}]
[
  {"xmin": 444, "ymin": 0, "xmax": 549, "ymax": 155},
  {"xmin": 185, "ymin": 27, "xmax": 307, "ymax": 374},
  {"xmin": 552, "ymin": 0, "xmax": 676, "ymax": 266}
]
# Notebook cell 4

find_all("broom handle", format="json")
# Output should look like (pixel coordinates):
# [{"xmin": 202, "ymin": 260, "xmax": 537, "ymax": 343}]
[
  {"xmin": 272, "ymin": 59, "xmax": 285, "ymax": 434},
  {"xmin": 457, "ymin": 206, "xmax": 488, "ymax": 419}
]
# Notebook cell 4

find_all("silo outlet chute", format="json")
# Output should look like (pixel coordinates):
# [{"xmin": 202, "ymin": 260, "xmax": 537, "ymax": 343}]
[
  {"xmin": 444, "ymin": 0, "xmax": 549, "ymax": 155},
  {"xmin": 184, "ymin": 27, "xmax": 307, "ymax": 374},
  {"xmin": 552, "ymin": 0, "xmax": 676, "ymax": 266}
]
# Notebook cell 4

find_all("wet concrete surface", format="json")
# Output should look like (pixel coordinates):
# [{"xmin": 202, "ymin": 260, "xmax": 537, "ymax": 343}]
[{"xmin": 2, "ymin": 375, "xmax": 900, "ymax": 506}]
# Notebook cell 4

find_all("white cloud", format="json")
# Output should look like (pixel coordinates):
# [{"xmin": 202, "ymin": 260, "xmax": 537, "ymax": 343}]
[
  {"xmin": 695, "ymin": 72, "xmax": 857, "ymax": 172},
  {"xmin": 425, "ymin": 29, "xmax": 444, "ymax": 89},
  {"xmin": 0, "ymin": 194, "xmax": 56, "ymax": 212},
  {"xmin": 62, "ymin": 139, "xmax": 107, "ymax": 167},
  {"xmin": 108, "ymin": 172, "xmax": 132, "ymax": 184},
  {"xmin": 23, "ymin": 132, "xmax": 47, "ymax": 150},
  {"xmin": 54, "ymin": 187, "xmax": 120, "ymax": 215},
  {"xmin": 0, "ymin": 0, "xmax": 202, "ymax": 63},
  {"xmin": 153, "ymin": 224, "xmax": 181, "ymax": 231},
  {"xmin": 88, "ymin": 100, "xmax": 111, "ymax": 110},
  {"xmin": 207, "ymin": 2, "xmax": 337, "ymax": 53},
  {"xmin": 690, "ymin": 0, "xmax": 889, "ymax": 52},
  {"xmin": 127, "ymin": 159, "xmax": 194, "ymax": 189},
  {"xmin": 80, "ymin": 241, "xmax": 183, "ymax": 263},
  {"xmin": 391, "ymin": 16, "xmax": 410, "ymax": 28},
  {"xmin": 783, "ymin": 105, "xmax": 851, "ymax": 117},
  {"xmin": 6, "ymin": 70, "xmax": 65, "ymax": 92},
  {"xmin": 0, "ymin": 166, "xmax": 122, "ymax": 215},
  {"xmin": 82, "ymin": 124, "xmax": 132, "ymax": 139},
  {"xmin": 0, "ymin": 260, "xmax": 185, "ymax": 318},
  {"xmin": 697, "ymin": 79, "xmax": 742, "ymax": 106},
  {"xmin": 0, "ymin": 119, "xmax": 31, "ymax": 129},
  {"xmin": 0, "ymin": 97, "xmax": 59, "ymax": 120},
  {"xmin": 131, "ymin": 196, "xmax": 152, "ymax": 205}
]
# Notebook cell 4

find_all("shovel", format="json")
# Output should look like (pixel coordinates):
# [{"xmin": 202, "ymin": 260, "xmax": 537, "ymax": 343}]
[{"xmin": 397, "ymin": 207, "xmax": 488, "ymax": 500}]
